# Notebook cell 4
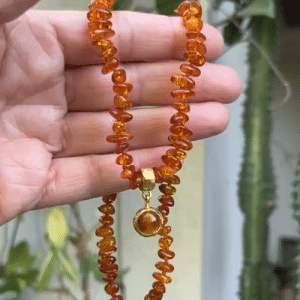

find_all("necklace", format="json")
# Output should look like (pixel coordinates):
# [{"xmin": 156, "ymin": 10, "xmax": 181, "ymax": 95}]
[{"xmin": 87, "ymin": 1, "xmax": 206, "ymax": 298}]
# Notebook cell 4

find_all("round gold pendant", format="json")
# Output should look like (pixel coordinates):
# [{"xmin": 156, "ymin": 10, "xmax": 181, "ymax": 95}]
[{"xmin": 133, "ymin": 207, "xmax": 164, "ymax": 237}]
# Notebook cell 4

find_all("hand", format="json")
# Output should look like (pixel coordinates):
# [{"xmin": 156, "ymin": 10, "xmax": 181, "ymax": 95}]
[{"xmin": 0, "ymin": 1, "xmax": 242, "ymax": 225}]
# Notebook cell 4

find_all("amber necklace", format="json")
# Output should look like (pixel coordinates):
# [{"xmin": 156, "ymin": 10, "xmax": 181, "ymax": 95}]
[{"xmin": 87, "ymin": 1, "xmax": 206, "ymax": 298}]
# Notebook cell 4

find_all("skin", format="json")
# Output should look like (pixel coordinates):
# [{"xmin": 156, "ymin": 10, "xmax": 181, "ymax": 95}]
[{"xmin": 0, "ymin": 0, "xmax": 242, "ymax": 225}]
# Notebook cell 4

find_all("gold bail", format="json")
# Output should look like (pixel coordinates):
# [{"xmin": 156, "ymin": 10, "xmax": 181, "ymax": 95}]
[{"xmin": 139, "ymin": 168, "xmax": 156, "ymax": 192}]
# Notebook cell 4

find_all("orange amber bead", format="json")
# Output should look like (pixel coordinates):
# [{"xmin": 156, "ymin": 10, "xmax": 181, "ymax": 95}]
[
  {"xmin": 105, "ymin": 282, "xmax": 119, "ymax": 295},
  {"xmin": 99, "ymin": 204, "xmax": 115, "ymax": 215},
  {"xmin": 114, "ymin": 95, "xmax": 132, "ymax": 109},
  {"xmin": 170, "ymin": 112, "xmax": 189, "ymax": 124},
  {"xmin": 149, "ymin": 289, "xmax": 163, "ymax": 299},
  {"xmin": 116, "ymin": 153, "xmax": 133, "ymax": 166},
  {"xmin": 100, "ymin": 262, "xmax": 118, "ymax": 273},
  {"xmin": 135, "ymin": 210, "xmax": 163, "ymax": 236},
  {"xmin": 102, "ymin": 57, "xmax": 120, "ymax": 74},
  {"xmin": 162, "ymin": 154, "xmax": 182, "ymax": 170},
  {"xmin": 158, "ymin": 249, "xmax": 175, "ymax": 260},
  {"xmin": 103, "ymin": 194, "xmax": 117, "ymax": 203},
  {"xmin": 90, "ymin": 29, "xmax": 115, "ymax": 40},
  {"xmin": 111, "ymin": 296, "xmax": 123, "ymax": 300},
  {"xmin": 102, "ymin": 47, "xmax": 117, "ymax": 59},
  {"xmin": 174, "ymin": 1, "xmax": 192, "ymax": 16},
  {"xmin": 180, "ymin": 63, "xmax": 201, "ymax": 77},
  {"xmin": 153, "ymin": 272, "xmax": 172, "ymax": 284},
  {"xmin": 92, "ymin": 39, "xmax": 113, "ymax": 51},
  {"xmin": 113, "ymin": 83, "xmax": 133, "ymax": 96},
  {"xmin": 106, "ymin": 133, "xmax": 133, "ymax": 143},
  {"xmin": 103, "ymin": 272, "xmax": 118, "ymax": 282},
  {"xmin": 159, "ymin": 184, "xmax": 176, "ymax": 195},
  {"xmin": 155, "ymin": 262, "xmax": 174, "ymax": 273},
  {"xmin": 153, "ymin": 166, "xmax": 164, "ymax": 183},
  {"xmin": 186, "ymin": 31, "xmax": 206, "ymax": 42},
  {"xmin": 112, "ymin": 69, "xmax": 126, "ymax": 84},
  {"xmin": 171, "ymin": 75, "xmax": 195, "ymax": 89},
  {"xmin": 171, "ymin": 102, "xmax": 190, "ymax": 113},
  {"xmin": 158, "ymin": 205, "xmax": 169, "ymax": 216},
  {"xmin": 153, "ymin": 281, "xmax": 166, "ymax": 294},
  {"xmin": 109, "ymin": 108, "xmax": 133, "ymax": 122},
  {"xmin": 96, "ymin": 225, "xmax": 114, "ymax": 237},
  {"xmin": 164, "ymin": 175, "xmax": 180, "ymax": 185},
  {"xmin": 159, "ymin": 165, "xmax": 176, "ymax": 177},
  {"xmin": 115, "ymin": 142, "xmax": 129, "ymax": 154},
  {"xmin": 166, "ymin": 148, "xmax": 187, "ymax": 160},
  {"xmin": 121, "ymin": 165, "xmax": 135, "ymax": 179},
  {"xmin": 184, "ymin": 51, "xmax": 205, "ymax": 66},
  {"xmin": 160, "ymin": 226, "xmax": 171, "ymax": 236},
  {"xmin": 159, "ymin": 235, "xmax": 173, "ymax": 249},
  {"xmin": 88, "ymin": 20, "xmax": 112, "ymax": 31},
  {"xmin": 186, "ymin": 39, "xmax": 206, "ymax": 55},
  {"xmin": 100, "ymin": 215, "xmax": 114, "ymax": 225},
  {"xmin": 100, "ymin": 255, "xmax": 116, "ymax": 264},
  {"xmin": 183, "ymin": 16, "xmax": 203, "ymax": 31},
  {"xmin": 129, "ymin": 170, "xmax": 142, "ymax": 189},
  {"xmin": 170, "ymin": 124, "xmax": 193, "ymax": 137},
  {"xmin": 171, "ymin": 89, "xmax": 195, "ymax": 101},
  {"xmin": 88, "ymin": 8, "xmax": 112, "ymax": 21},
  {"xmin": 159, "ymin": 195, "xmax": 175, "ymax": 207},
  {"xmin": 113, "ymin": 121, "xmax": 126, "ymax": 133},
  {"xmin": 90, "ymin": 0, "xmax": 115, "ymax": 8},
  {"xmin": 168, "ymin": 135, "xmax": 193, "ymax": 151},
  {"xmin": 98, "ymin": 236, "xmax": 116, "ymax": 249}
]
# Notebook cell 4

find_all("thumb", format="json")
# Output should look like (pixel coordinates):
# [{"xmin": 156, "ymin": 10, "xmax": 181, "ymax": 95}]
[{"xmin": 0, "ymin": 0, "xmax": 41, "ymax": 25}]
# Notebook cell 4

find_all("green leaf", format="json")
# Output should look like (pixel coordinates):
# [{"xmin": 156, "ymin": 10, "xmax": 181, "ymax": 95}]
[
  {"xmin": 5, "ymin": 242, "xmax": 36, "ymax": 276},
  {"xmin": 47, "ymin": 208, "xmax": 69, "ymax": 248},
  {"xmin": 224, "ymin": 20, "xmax": 242, "ymax": 45},
  {"xmin": 57, "ymin": 250, "xmax": 79, "ymax": 284},
  {"xmin": 238, "ymin": 0, "xmax": 276, "ymax": 19},
  {"xmin": 89, "ymin": 254, "xmax": 103, "ymax": 282},
  {"xmin": 36, "ymin": 251, "xmax": 57, "ymax": 291},
  {"xmin": 68, "ymin": 236, "xmax": 80, "ymax": 246},
  {"xmin": 113, "ymin": 0, "xmax": 134, "ymax": 10},
  {"xmin": 156, "ymin": 0, "xmax": 183, "ymax": 16},
  {"xmin": 79, "ymin": 256, "xmax": 91, "ymax": 280},
  {"xmin": 0, "ymin": 277, "xmax": 21, "ymax": 294}
]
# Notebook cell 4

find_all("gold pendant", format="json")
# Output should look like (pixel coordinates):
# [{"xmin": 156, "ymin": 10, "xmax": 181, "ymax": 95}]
[{"xmin": 133, "ymin": 169, "xmax": 164, "ymax": 237}]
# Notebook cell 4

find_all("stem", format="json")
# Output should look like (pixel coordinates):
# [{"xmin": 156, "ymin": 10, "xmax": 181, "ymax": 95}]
[
  {"xmin": 9, "ymin": 215, "xmax": 22, "ymax": 251},
  {"xmin": 0, "ymin": 223, "xmax": 8, "ymax": 265}
]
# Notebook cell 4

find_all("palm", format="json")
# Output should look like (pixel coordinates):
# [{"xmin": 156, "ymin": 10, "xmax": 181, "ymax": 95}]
[
  {"xmin": 0, "ymin": 12, "xmax": 66, "ymax": 221},
  {"xmin": 0, "ymin": 7, "xmax": 241, "ymax": 225}
]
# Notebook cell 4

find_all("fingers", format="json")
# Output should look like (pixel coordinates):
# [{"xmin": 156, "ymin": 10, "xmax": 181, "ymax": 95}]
[
  {"xmin": 28, "ymin": 10, "xmax": 224, "ymax": 65},
  {"xmin": 0, "ymin": 0, "xmax": 41, "ymax": 25},
  {"xmin": 55, "ymin": 102, "xmax": 229, "ymax": 158},
  {"xmin": 66, "ymin": 61, "xmax": 242, "ymax": 111}
]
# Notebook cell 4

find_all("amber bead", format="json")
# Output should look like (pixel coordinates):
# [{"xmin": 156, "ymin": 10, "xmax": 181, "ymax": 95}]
[
  {"xmin": 186, "ymin": 39, "xmax": 206, "ymax": 55},
  {"xmin": 170, "ymin": 112, "xmax": 189, "ymax": 124},
  {"xmin": 110, "ymin": 108, "xmax": 133, "ymax": 122},
  {"xmin": 92, "ymin": 40, "xmax": 113, "ymax": 51},
  {"xmin": 121, "ymin": 165, "xmax": 135, "ymax": 179},
  {"xmin": 99, "ymin": 247, "xmax": 117, "ymax": 256},
  {"xmin": 170, "ymin": 124, "xmax": 193, "ymax": 137},
  {"xmin": 159, "ymin": 165, "xmax": 176, "ymax": 177},
  {"xmin": 100, "ymin": 215, "xmax": 114, "ymax": 225},
  {"xmin": 96, "ymin": 225, "xmax": 114, "ymax": 237},
  {"xmin": 103, "ymin": 272, "xmax": 118, "ymax": 282},
  {"xmin": 184, "ymin": 51, "xmax": 205, "ymax": 66},
  {"xmin": 111, "ymin": 295, "xmax": 124, "ymax": 300},
  {"xmin": 113, "ymin": 83, "xmax": 133, "ymax": 96},
  {"xmin": 158, "ymin": 249, "xmax": 175, "ymax": 260},
  {"xmin": 113, "ymin": 121, "xmax": 126, "ymax": 133},
  {"xmin": 89, "ymin": 20, "xmax": 112, "ymax": 31},
  {"xmin": 114, "ymin": 95, "xmax": 132, "ymax": 109},
  {"xmin": 158, "ymin": 205, "xmax": 169, "ymax": 216},
  {"xmin": 171, "ymin": 75, "xmax": 195, "ymax": 90},
  {"xmin": 163, "ymin": 175, "xmax": 180, "ymax": 185},
  {"xmin": 115, "ymin": 143, "xmax": 129, "ymax": 154},
  {"xmin": 102, "ymin": 47, "xmax": 117, "ymax": 60},
  {"xmin": 183, "ymin": 16, "xmax": 203, "ymax": 31},
  {"xmin": 106, "ymin": 133, "xmax": 133, "ymax": 143},
  {"xmin": 180, "ymin": 63, "xmax": 201, "ymax": 77},
  {"xmin": 166, "ymin": 148, "xmax": 187, "ymax": 160},
  {"xmin": 135, "ymin": 210, "xmax": 163, "ymax": 235},
  {"xmin": 161, "ymin": 155, "xmax": 182, "ymax": 170},
  {"xmin": 171, "ymin": 89, "xmax": 195, "ymax": 101},
  {"xmin": 90, "ymin": 29, "xmax": 115, "ymax": 40},
  {"xmin": 98, "ymin": 237, "xmax": 116, "ymax": 251},
  {"xmin": 155, "ymin": 262, "xmax": 174, "ymax": 273},
  {"xmin": 171, "ymin": 102, "xmax": 190, "ymax": 113},
  {"xmin": 90, "ymin": 1, "xmax": 113, "ymax": 9},
  {"xmin": 159, "ymin": 235, "xmax": 173, "ymax": 249},
  {"xmin": 129, "ymin": 170, "xmax": 142, "ymax": 189},
  {"xmin": 160, "ymin": 226, "xmax": 171, "ymax": 236},
  {"xmin": 168, "ymin": 135, "xmax": 193, "ymax": 151},
  {"xmin": 159, "ymin": 195, "xmax": 175, "ymax": 207},
  {"xmin": 153, "ymin": 281, "xmax": 166, "ymax": 294},
  {"xmin": 186, "ymin": 31, "xmax": 206, "ymax": 42},
  {"xmin": 144, "ymin": 296, "xmax": 151, "ymax": 300},
  {"xmin": 174, "ymin": 1, "xmax": 192, "ymax": 16},
  {"xmin": 103, "ymin": 194, "xmax": 117, "ymax": 203},
  {"xmin": 102, "ymin": 57, "xmax": 120, "ymax": 74},
  {"xmin": 87, "ymin": 8, "xmax": 112, "ymax": 21},
  {"xmin": 100, "ymin": 263, "xmax": 118, "ymax": 273},
  {"xmin": 153, "ymin": 166, "xmax": 164, "ymax": 183},
  {"xmin": 159, "ymin": 184, "xmax": 176, "ymax": 195},
  {"xmin": 112, "ymin": 69, "xmax": 126, "ymax": 84},
  {"xmin": 105, "ymin": 282, "xmax": 119, "ymax": 295},
  {"xmin": 99, "ymin": 204, "xmax": 115, "ymax": 215},
  {"xmin": 100, "ymin": 256, "xmax": 116, "ymax": 265},
  {"xmin": 116, "ymin": 153, "xmax": 133, "ymax": 166},
  {"xmin": 149, "ymin": 290, "xmax": 163, "ymax": 300},
  {"xmin": 153, "ymin": 272, "xmax": 172, "ymax": 284}
]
